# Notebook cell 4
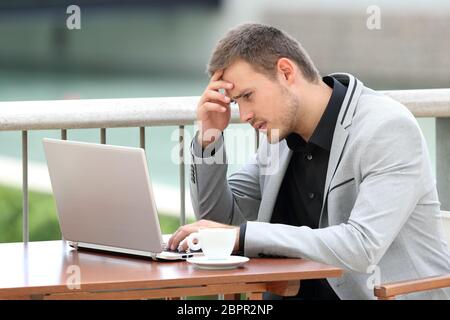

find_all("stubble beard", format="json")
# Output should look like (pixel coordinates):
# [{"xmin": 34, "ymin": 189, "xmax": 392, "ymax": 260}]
[{"xmin": 267, "ymin": 87, "xmax": 300, "ymax": 144}]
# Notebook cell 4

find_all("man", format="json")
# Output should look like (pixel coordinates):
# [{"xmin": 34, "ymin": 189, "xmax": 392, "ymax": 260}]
[{"xmin": 168, "ymin": 23, "xmax": 450, "ymax": 299}]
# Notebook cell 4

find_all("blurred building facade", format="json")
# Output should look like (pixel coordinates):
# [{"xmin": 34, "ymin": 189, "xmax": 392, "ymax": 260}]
[{"xmin": 0, "ymin": 0, "xmax": 449, "ymax": 89}]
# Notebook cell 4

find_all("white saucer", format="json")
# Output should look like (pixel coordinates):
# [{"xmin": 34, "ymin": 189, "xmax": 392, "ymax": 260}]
[{"xmin": 186, "ymin": 255, "xmax": 250, "ymax": 270}]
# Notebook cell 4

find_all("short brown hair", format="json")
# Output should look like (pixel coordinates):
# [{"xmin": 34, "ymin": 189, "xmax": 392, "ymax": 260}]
[{"xmin": 207, "ymin": 23, "xmax": 320, "ymax": 82}]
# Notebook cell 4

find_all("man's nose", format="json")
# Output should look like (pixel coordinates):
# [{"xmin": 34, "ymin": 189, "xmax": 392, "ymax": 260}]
[{"xmin": 239, "ymin": 107, "xmax": 254, "ymax": 123}]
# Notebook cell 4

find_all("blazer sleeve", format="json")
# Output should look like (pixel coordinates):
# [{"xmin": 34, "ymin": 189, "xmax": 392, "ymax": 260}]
[
  {"xmin": 189, "ymin": 131, "xmax": 261, "ymax": 226},
  {"xmin": 243, "ymin": 114, "xmax": 431, "ymax": 273}
]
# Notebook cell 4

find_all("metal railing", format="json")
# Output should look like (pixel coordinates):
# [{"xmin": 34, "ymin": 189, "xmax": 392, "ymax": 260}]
[{"xmin": 1, "ymin": 89, "xmax": 450, "ymax": 243}]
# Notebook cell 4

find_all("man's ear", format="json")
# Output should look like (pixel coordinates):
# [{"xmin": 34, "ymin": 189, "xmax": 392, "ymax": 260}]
[{"xmin": 276, "ymin": 58, "xmax": 296, "ymax": 84}]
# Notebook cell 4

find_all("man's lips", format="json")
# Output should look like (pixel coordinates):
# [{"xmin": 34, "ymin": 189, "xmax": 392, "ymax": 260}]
[{"xmin": 253, "ymin": 121, "xmax": 267, "ymax": 131}]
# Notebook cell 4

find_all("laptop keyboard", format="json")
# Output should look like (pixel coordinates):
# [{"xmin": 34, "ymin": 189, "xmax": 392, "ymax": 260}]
[
  {"xmin": 162, "ymin": 243, "xmax": 187, "ymax": 253},
  {"xmin": 162, "ymin": 243, "xmax": 201, "ymax": 254}
]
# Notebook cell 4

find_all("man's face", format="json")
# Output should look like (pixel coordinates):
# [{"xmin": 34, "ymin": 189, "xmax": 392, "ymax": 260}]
[{"xmin": 223, "ymin": 59, "xmax": 300, "ymax": 143}]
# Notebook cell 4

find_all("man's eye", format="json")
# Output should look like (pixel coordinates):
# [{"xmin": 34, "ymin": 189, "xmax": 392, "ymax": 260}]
[{"xmin": 243, "ymin": 92, "xmax": 252, "ymax": 99}]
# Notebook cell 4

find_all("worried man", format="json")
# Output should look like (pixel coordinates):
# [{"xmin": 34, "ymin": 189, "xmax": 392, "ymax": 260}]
[{"xmin": 168, "ymin": 23, "xmax": 450, "ymax": 300}]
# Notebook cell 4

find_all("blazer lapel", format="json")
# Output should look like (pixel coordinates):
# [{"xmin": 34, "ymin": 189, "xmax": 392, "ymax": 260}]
[
  {"xmin": 319, "ymin": 125, "xmax": 349, "ymax": 225},
  {"xmin": 319, "ymin": 73, "xmax": 364, "ymax": 226}
]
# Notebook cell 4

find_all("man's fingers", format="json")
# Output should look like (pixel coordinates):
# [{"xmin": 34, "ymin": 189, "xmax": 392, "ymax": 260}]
[
  {"xmin": 167, "ymin": 229, "xmax": 180, "ymax": 249},
  {"xmin": 203, "ymin": 89, "xmax": 230, "ymax": 104},
  {"xmin": 179, "ymin": 239, "xmax": 189, "ymax": 252},
  {"xmin": 202, "ymin": 102, "xmax": 228, "ymax": 113},
  {"xmin": 207, "ymin": 80, "xmax": 234, "ymax": 91},
  {"xmin": 169, "ymin": 227, "xmax": 191, "ymax": 250},
  {"xmin": 167, "ymin": 220, "xmax": 230, "ymax": 251},
  {"xmin": 210, "ymin": 69, "xmax": 224, "ymax": 82}
]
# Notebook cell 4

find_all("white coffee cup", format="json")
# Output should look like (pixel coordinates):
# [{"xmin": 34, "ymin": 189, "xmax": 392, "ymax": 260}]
[{"xmin": 187, "ymin": 228, "xmax": 236, "ymax": 260}]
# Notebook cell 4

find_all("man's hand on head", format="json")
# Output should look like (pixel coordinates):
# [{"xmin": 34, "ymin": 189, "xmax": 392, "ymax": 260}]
[
  {"xmin": 197, "ymin": 69, "xmax": 234, "ymax": 149},
  {"xmin": 167, "ymin": 219, "xmax": 240, "ymax": 252}
]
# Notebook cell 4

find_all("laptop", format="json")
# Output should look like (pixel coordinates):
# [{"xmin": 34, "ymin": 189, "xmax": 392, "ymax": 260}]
[{"xmin": 43, "ymin": 138, "xmax": 200, "ymax": 261}]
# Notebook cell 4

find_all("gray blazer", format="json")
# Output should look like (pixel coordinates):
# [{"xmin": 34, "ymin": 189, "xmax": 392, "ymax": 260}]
[{"xmin": 189, "ymin": 73, "xmax": 450, "ymax": 299}]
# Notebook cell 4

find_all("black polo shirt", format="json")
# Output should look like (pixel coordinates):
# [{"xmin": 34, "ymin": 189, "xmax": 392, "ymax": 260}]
[
  {"xmin": 239, "ymin": 75, "xmax": 347, "ymax": 300},
  {"xmin": 270, "ymin": 76, "xmax": 346, "ymax": 300},
  {"xmin": 270, "ymin": 76, "xmax": 346, "ymax": 229}
]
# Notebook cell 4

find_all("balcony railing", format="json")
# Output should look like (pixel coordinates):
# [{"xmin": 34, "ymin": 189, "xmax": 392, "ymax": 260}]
[{"xmin": 1, "ymin": 89, "xmax": 450, "ymax": 243}]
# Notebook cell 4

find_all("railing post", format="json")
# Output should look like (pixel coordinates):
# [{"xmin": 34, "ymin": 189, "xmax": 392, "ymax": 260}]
[
  {"xmin": 140, "ymin": 127, "xmax": 146, "ymax": 150},
  {"xmin": 179, "ymin": 125, "xmax": 186, "ymax": 226},
  {"xmin": 436, "ymin": 118, "xmax": 450, "ymax": 210},
  {"xmin": 61, "ymin": 129, "xmax": 67, "ymax": 140},
  {"xmin": 100, "ymin": 128, "xmax": 106, "ymax": 144},
  {"xmin": 22, "ymin": 131, "xmax": 29, "ymax": 243}
]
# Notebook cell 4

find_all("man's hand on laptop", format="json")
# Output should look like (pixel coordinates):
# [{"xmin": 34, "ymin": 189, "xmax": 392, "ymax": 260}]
[{"xmin": 168, "ymin": 219, "xmax": 239, "ymax": 252}]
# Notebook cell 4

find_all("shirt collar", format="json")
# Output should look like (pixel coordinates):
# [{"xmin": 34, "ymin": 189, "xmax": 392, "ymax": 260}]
[{"xmin": 286, "ymin": 75, "xmax": 347, "ymax": 152}]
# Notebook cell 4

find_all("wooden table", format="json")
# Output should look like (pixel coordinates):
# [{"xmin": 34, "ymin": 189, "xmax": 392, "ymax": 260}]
[{"xmin": 0, "ymin": 240, "xmax": 342, "ymax": 300}]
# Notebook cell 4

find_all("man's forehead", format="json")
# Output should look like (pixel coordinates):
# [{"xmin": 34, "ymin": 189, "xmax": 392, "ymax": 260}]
[
  {"xmin": 222, "ymin": 64, "xmax": 254, "ymax": 98},
  {"xmin": 222, "ymin": 70, "xmax": 240, "ymax": 97},
  {"xmin": 221, "ymin": 67, "xmax": 238, "ymax": 91},
  {"xmin": 222, "ymin": 59, "xmax": 252, "ymax": 80},
  {"xmin": 224, "ymin": 82, "xmax": 245, "ymax": 99}
]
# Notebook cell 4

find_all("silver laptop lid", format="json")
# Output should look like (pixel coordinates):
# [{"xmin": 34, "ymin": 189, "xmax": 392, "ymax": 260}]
[{"xmin": 43, "ymin": 138, "xmax": 164, "ymax": 253}]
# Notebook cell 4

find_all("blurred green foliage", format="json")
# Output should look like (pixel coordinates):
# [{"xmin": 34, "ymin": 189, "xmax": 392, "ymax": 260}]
[{"xmin": 0, "ymin": 184, "xmax": 191, "ymax": 243}]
